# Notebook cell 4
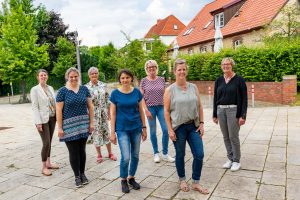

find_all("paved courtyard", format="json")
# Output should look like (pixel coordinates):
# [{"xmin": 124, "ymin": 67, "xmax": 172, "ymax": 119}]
[{"xmin": 0, "ymin": 103, "xmax": 300, "ymax": 200}]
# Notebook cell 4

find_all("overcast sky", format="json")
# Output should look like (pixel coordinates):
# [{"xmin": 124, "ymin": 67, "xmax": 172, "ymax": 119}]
[{"xmin": 1, "ymin": 0, "xmax": 213, "ymax": 47}]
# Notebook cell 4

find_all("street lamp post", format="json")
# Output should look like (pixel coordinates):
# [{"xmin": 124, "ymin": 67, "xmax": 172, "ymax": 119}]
[{"xmin": 75, "ymin": 31, "xmax": 82, "ymax": 84}]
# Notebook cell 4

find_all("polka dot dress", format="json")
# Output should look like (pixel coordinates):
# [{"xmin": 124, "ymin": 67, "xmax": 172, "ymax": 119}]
[{"xmin": 56, "ymin": 86, "xmax": 91, "ymax": 142}]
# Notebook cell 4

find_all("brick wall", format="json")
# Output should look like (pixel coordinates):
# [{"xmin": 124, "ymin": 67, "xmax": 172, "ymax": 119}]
[{"xmin": 190, "ymin": 75, "xmax": 297, "ymax": 105}]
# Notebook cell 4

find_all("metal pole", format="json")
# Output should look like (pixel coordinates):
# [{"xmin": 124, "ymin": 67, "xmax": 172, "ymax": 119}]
[
  {"xmin": 75, "ymin": 31, "xmax": 82, "ymax": 84},
  {"xmin": 251, "ymin": 84, "xmax": 255, "ymax": 107},
  {"xmin": 10, "ymin": 81, "xmax": 14, "ymax": 96},
  {"xmin": 208, "ymin": 86, "xmax": 212, "ymax": 107}
]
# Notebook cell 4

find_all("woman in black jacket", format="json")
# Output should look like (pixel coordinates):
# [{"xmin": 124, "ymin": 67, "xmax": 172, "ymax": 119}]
[{"xmin": 213, "ymin": 57, "xmax": 248, "ymax": 172}]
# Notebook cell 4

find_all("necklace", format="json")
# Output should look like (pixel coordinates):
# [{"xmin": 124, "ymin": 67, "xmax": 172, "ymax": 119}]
[{"xmin": 224, "ymin": 73, "xmax": 235, "ymax": 83}]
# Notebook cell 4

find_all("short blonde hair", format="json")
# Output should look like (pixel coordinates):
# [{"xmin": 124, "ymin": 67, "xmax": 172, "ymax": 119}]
[
  {"xmin": 221, "ymin": 57, "xmax": 235, "ymax": 67},
  {"xmin": 65, "ymin": 67, "xmax": 80, "ymax": 81},
  {"xmin": 88, "ymin": 66, "xmax": 99, "ymax": 75},
  {"xmin": 144, "ymin": 60, "xmax": 159, "ymax": 75}
]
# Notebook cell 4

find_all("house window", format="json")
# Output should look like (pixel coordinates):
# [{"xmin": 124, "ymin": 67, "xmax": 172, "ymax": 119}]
[
  {"xmin": 145, "ymin": 42, "xmax": 152, "ymax": 51},
  {"xmin": 183, "ymin": 27, "xmax": 195, "ymax": 36},
  {"xmin": 211, "ymin": 43, "xmax": 215, "ymax": 52},
  {"xmin": 200, "ymin": 46, "xmax": 207, "ymax": 53},
  {"xmin": 173, "ymin": 24, "xmax": 178, "ymax": 30},
  {"xmin": 188, "ymin": 47, "xmax": 193, "ymax": 55},
  {"xmin": 203, "ymin": 21, "xmax": 212, "ymax": 29},
  {"xmin": 215, "ymin": 12, "xmax": 224, "ymax": 28},
  {"xmin": 233, "ymin": 40, "xmax": 242, "ymax": 49}
]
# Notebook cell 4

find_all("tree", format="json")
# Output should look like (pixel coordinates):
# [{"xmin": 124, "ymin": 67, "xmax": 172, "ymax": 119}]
[
  {"xmin": 36, "ymin": 11, "xmax": 76, "ymax": 72},
  {"xmin": 52, "ymin": 36, "xmax": 76, "ymax": 77},
  {"xmin": 113, "ymin": 39, "xmax": 146, "ymax": 80},
  {"xmin": 146, "ymin": 36, "xmax": 169, "ymax": 77},
  {"xmin": 0, "ymin": 5, "xmax": 49, "ymax": 103},
  {"xmin": 268, "ymin": 4, "xmax": 300, "ymax": 40}
]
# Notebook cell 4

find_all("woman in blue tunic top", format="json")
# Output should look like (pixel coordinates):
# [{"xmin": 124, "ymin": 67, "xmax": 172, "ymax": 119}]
[{"xmin": 56, "ymin": 67, "xmax": 94, "ymax": 188}]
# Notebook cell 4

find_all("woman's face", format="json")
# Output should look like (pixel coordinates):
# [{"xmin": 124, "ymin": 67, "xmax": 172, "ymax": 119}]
[
  {"xmin": 38, "ymin": 72, "xmax": 48, "ymax": 85},
  {"xmin": 146, "ymin": 64, "xmax": 157, "ymax": 77},
  {"xmin": 68, "ymin": 71, "xmax": 79, "ymax": 86},
  {"xmin": 221, "ymin": 60, "xmax": 233, "ymax": 74},
  {"xmin": 119, "ymin": 73, "xmax": 132, "ymax": 86},
  {"xmin": 89, "ymin": 71, "xmax": 99, "ymax": 83},
  {"xmin": 174, "ymin": 64, "xmax": 187, "ymax": 81}
]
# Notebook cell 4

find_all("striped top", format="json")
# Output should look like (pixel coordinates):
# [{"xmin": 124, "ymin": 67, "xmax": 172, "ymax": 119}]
[
  {"xmin": 56, "ymin": 86, "xmax": 91, "ymax": 142},
  {"xmin": 140, "ymin": 76, "xmax": 165, "ymax": 107}
]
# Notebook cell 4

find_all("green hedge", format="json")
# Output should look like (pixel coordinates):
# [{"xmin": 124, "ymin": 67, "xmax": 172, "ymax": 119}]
[{"xmin": 181, "ymin": 43, "xmax": 300, "ymax": 87}]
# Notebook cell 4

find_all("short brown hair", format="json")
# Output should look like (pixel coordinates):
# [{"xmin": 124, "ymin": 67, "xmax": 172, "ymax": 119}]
[
  {"xmin": 118, "ymin": 69, "xmax": 134, "ymax": 83},
  {"xmin": 173, "ymin": 58, "xmax": 187, "ymax": 72}
]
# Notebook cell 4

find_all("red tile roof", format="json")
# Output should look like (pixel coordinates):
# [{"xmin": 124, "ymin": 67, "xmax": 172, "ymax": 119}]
[
  {"xmin": 176, "ymin": 0, "xmax": 288, "ymax": 48},
  {"xmin": 144, "ymin": 15, "xmax": 186, "ymax": 38}
]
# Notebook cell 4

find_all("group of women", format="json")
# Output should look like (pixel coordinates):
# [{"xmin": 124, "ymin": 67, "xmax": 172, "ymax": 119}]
[{"xmin": 30, "ymin": 57, "xmax": 247, "ymax": 194}]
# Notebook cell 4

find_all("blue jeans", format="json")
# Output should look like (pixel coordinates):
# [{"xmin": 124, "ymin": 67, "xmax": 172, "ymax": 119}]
[
  {"xmin": 117, "ymin": 129, "xmax": 142, "ymax": 179},
  {"xmin": 173, "ymin": 123, "xmax": 204, "ymax": 183},
  {"xmin": 147, "ymin": 105, "xmax": 169, "ymax": 155}
]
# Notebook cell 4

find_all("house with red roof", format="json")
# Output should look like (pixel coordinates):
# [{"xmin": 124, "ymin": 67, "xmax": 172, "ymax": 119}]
[
  {"xmin": 171, "ymin": 0, "xmax": 299, "ymax": 55},
  {"xmin": 142, "ymin": 15, "xmax": 185, "ymax": 50}
]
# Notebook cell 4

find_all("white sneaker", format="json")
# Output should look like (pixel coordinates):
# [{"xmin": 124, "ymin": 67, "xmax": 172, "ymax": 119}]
[
  {"xmin": 230, "ymin": 162, "xmax": 241, "ymax": 171},
  {"xmin": 162, "ymin": 154, "xmax": 175, "ymax": 163},
  {"xmin": 154, "ymin": 153, "xmax": 161, "ymax": 163},
  {"xmin": 222, "ymin": 160, "xmax": 233, "ymax": 169}
]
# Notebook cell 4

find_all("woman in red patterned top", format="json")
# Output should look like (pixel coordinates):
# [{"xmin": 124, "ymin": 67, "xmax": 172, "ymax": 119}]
[{"xmin": 140, "ymin": 60, "xmax": 175, "ymax": 163}]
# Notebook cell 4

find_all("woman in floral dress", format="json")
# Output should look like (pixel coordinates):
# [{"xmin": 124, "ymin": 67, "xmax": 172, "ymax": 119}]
[{"xmin": 86, "ymin": 66, "xmax": 117, "ymax": 163}]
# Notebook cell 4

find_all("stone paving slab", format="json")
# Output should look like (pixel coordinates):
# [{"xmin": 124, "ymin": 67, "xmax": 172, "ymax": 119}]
[{"xmin": 1, "ymin": 104, "xmax": 300, "ymax": 199}]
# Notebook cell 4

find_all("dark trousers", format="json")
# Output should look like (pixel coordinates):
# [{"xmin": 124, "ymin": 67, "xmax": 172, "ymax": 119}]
[
  {"xmin": 65, "ymin": 138, "xmax": 88, "ymax": 177},
  {"xmin": 39, "ymin": 116, "xmax": 56, "ymax": 162}
]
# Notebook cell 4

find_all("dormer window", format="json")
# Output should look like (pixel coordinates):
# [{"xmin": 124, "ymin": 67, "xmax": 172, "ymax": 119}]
[
  {"xmin": 173, "ymin": 24, "xmax": 178, "ymax": 30},
  {"xmin": 215, "ymin": 12, "xmax": 224, "ymax": 28}
]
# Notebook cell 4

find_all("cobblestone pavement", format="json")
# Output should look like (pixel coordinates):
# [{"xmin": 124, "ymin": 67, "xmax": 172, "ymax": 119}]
[{"xmin": 0, "ymin": 103, "xmax": 300, "ymax": 200}]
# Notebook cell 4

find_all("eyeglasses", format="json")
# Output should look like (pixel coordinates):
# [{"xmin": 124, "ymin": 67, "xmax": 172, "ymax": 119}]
[
  {"xmin": 222, "ymin": 63, "xmax": 232, "ymax": 66},
  {"xmin": 147, "ymin": 66, "xmax": 157, "ymax": 69}
]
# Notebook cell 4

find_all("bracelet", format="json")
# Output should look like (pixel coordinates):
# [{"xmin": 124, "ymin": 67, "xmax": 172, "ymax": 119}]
[
  {"xmin": 142, "ymin": 126, "xmax": 147, "ymax": 129},
  {"xmin": 200, "ymin": 121, "xmax": 204, "ymax": 124}
]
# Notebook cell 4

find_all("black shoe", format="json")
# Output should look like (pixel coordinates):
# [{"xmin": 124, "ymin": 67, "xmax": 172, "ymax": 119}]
[
  {"xmin": 75, "ymin": 176, "xmax": 82, "ymax": 188},
  {"xmin": 121, "ymin": 179, "xmax": 130, "ymax": 193},
  {"xmin": 81, "ymin": 173, "xmax": 89, "ymax": 185},
  {"xmin": 128, "ymin": 177, "xmax": 140, "ymax": 190}
]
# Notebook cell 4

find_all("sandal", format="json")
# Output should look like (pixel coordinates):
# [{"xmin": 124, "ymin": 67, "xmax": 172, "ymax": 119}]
[
  {"xmin": 97, "ymin": 155, "xmax": 103, "ymax": 163},
  {"xmin": 192, "ymin": 184, "xmax": 209, "ymax": 195},
  {"xmin": 108, "ymin": 153, "xmax": 117, "ymax": 161},
  {"xmin": 179, "ymin": 180, "xmax": 190, "ymax": 192},
  {"xmin": 42, "ymin": 168, "xmax": 52, "ymax": 176},
  {"xmin": 47, "ymin": 164, "xmax": 59, "ymax": 169}
]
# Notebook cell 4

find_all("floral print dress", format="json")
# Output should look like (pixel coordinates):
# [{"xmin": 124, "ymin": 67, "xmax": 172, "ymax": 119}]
[{"xmin": 86, "ymin": 81, "xmax": 110, "ymax": 147}]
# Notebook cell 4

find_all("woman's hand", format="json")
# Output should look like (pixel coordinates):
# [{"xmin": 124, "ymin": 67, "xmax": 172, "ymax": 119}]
[
  {"xmin": 169, "ymin": 129, "xmax": 177, "ymax": 141},
  {"xmin": 213, "ymin": 117, "xmax": 218, "ymax": 124},
  {"xmin": 142, "ymin": 128, "xmax": 147, "ymax": 141},
  {"xmin": 196, "ymin": 124, "xmax": 205, "ymax": 137},
  {"xmin": 58, "ymin": 128, "xmax": 64, "ymax": 138},
  {"xmin": 110, "ymin": 132, "xmax": 117, "ymax": 145},
  {"xmin": 89, "ymin": 123, "xmax": 95, "ymax": 134},
  {"xmin": 145, "ymin": 110, "xmax": 153, "ymax": 120},
  {"xmin": 36, "ymin": 124, "xmax": 43, "ymax": 132},
  {"xmin": 239, "ymin": 117, "xmax": 246, "ymax": 126}
]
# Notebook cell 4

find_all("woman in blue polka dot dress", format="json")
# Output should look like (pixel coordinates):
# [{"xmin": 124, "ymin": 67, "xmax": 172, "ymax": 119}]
[{"xmin": 56, "ymin": 67, "xmax": 94, "ymax": 188}]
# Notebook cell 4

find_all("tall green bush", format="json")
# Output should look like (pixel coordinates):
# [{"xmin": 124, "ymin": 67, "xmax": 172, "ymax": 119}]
[{"xmin": 182, "ymin": 42, "xmax": 300, "ymax": 87}]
